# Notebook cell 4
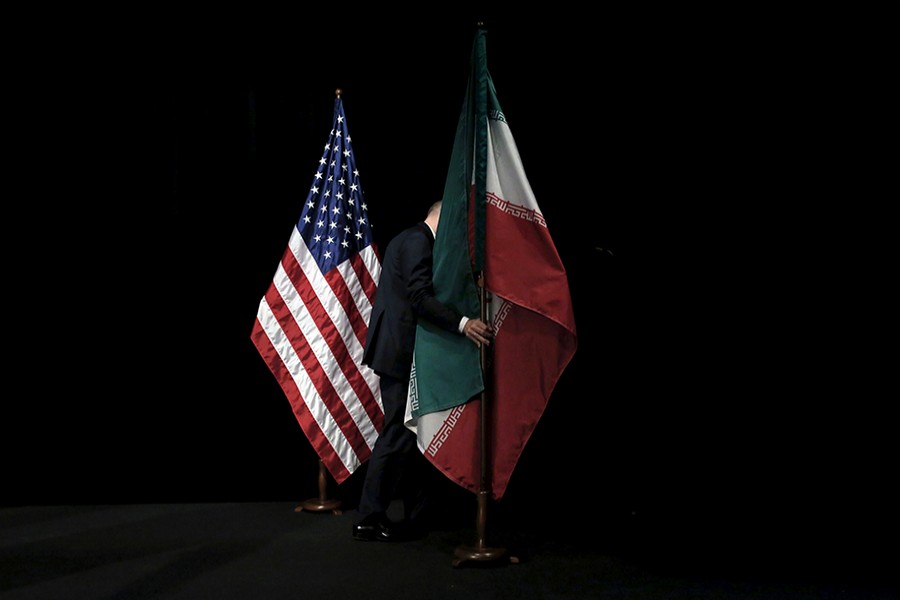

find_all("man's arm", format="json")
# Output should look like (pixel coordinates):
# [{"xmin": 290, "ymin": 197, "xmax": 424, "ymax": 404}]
[
  {"xmin": 402, "ymin": 227, "xmax": 493, "ymax": 346},
  {"xmin": 402, "ymin": 227, "xmax": 463, "ymax": 333}
]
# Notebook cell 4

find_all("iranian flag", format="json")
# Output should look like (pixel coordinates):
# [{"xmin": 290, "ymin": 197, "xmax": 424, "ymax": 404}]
[{"xmin": 405, "ymin": 26, "xmax": 577, "ymax": 500}]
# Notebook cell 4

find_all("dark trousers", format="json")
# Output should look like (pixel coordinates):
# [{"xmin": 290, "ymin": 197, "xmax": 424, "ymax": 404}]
[{"xmin": 355, "ymin": 374, "xmax": 429, "ymax": 525}]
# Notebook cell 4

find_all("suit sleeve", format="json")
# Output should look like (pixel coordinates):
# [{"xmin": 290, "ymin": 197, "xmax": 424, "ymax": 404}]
[{"xmin": 399, "ymin": 228, "xmax": 462, "ymax": 334}]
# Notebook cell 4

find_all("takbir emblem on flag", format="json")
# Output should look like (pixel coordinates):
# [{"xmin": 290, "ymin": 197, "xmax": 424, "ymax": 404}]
[
  {"xmin": 406, "ymin": 27, "xmax": 578, "ymax": 500},
  {"xmin": 251, "ymin": 92, "xmax": 383, "ymax": 485}
]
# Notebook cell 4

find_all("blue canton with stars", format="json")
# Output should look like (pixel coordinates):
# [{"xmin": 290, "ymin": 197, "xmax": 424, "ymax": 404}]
[{"xmin": 297, "ymin": 96, "xmax": 374, "ymax": 274}]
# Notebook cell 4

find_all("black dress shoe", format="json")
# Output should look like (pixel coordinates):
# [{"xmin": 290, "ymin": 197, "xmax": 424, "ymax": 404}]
[{"xmin": 352, "ymin": 516, "xmax": 401, "ymax": 542}]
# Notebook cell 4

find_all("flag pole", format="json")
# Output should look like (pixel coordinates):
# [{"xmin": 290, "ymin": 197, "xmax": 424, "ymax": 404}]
[
  {"xmin": 292, "ymin": 88, "xmax": 349, "ymax": 518},
  {"xmin": 294, "ymin": 458, "xmax": 342, "ymax": 515},
  {"xmin": 452, "ymin": 271, "xmax": 519, "ymax": 566},
  {"xmin": 452, "ymin": 22, "xmax": 518, "ymax": 567}
]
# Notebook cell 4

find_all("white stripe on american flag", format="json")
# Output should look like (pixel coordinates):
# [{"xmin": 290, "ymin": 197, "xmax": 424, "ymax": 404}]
[{"xmin": 252, "ymin": 227, "xmax": 382, "ymax": 483}]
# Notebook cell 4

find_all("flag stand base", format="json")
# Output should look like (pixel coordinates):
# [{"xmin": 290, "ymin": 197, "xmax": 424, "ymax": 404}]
[
  {"xmin": 451, "ymin": 491, "xmax": 519, "ymax": 567},
  {"xmin": 452, "ymin": 545, "xmax": 519, "ymax": 567},
  {"xmin": 295, "ymin": 498, "xmax": 341, "ymax": 514},
  {"xmin": 294, "ymin": 459, "xmax": 342, "ymax": 515}
]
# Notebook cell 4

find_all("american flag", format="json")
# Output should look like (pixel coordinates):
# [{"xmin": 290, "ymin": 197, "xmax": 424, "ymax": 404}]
[{"xmin": 250, "ymin": 92, "xmax": 383, "ymax": 484}]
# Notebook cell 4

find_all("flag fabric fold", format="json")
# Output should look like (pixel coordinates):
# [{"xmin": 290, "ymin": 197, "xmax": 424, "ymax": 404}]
[
  {"xmin": 405, "ymin": 27, "xmax": 578, "ymax": 500},
  {"xmin": 251, "ymin": 95, "xmax": 383, "ymax": 484}
]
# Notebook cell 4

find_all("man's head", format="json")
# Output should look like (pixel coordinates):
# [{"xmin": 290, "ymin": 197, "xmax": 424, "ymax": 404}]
[{"xmin": 425, "ymin": 201, "xmax": 442, "ymax": 233}]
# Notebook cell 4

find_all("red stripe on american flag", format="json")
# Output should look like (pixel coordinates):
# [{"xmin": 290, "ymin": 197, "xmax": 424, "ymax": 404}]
[
  {"xmin": 250, "ymin": 319, "xmax": 354, "ymax": 484},
  {"xmin": 350, "ymin": 247, "xmax": 379, "ymax": 307},
  {"xmin": 324, "ymin": 264, "xmax": 369, "ymax": 360},
  {"xmin": 251, "ymin": 235, "xmax": 385, "ymax": 483},
  {"xmin": 321, "ymin": 269, "xmax": 384, "ymax": 429},
  {"xmin": 285, "ymin": 248, "xmax": 383, "ymax": 433},
  {"xmin": 261, "ymin": 277, "xmax": 371, "ymax": 473},
  {"xmin": 276, "ymin": 247, "xmax": 379, "ymax": 457}
]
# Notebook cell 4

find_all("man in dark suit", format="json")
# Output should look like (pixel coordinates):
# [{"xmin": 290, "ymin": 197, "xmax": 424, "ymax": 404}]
[{"xmin": 353, "ymin": 200, "xmax": 494, "ymax": 542}]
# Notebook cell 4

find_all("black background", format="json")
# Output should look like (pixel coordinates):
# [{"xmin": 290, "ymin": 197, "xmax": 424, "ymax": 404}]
[{"xmin": 5, "ymin": 7, "xmax": 893, "ymax": 572}]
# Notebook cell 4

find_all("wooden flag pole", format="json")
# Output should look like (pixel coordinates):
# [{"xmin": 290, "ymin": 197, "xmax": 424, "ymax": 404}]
[
  {"xmin": 295, "ymin": 459, "xmax": 342, "ymax": 515},
  {"xmin": 453, "ymin": 272, "xmax": 518, "ymax": 566}
]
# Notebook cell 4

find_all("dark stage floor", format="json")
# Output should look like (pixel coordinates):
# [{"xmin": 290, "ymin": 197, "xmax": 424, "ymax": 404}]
[{"xmin": 1, "ymin": 500, "xmax": 895, "ymax": 600}]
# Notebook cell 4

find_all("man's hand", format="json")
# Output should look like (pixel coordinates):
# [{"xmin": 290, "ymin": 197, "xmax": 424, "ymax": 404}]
[{"xmin": 463, "ymin": 318, "xmax": 493, "ymax": 347}]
